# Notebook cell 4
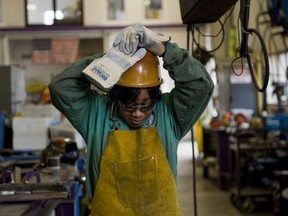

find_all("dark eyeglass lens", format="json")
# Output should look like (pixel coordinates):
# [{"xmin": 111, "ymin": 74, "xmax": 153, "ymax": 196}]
[{"xmin": 118, "ymin": 101, "xmax": 155, "ymax": 112}]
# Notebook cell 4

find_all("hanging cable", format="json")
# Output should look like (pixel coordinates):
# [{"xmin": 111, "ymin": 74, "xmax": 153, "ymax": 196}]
[
  {"xmin": 187, "ymin": 24, "xmax": 191, "ymax": 52},
  {"xmin": 191, "ymin": 128, "xmax": 198, "ymax": 216},
  {"xmin": 231, "ymin": 0, "xmax": 270, "ymax": 92},
  {"xmin": 191, "ymin": 21, "xmax": 225, "ymax": 53},
  {"xmin": 189, "ymin": 5, "xmax": 235, "ymax": 54},
  {"xmin": 192, "ymin": 27, "xmax": 198, "ymax": 216},
  {"xmin": 186, "ymin": 23, "xmax": 198, "ymax": 216}
]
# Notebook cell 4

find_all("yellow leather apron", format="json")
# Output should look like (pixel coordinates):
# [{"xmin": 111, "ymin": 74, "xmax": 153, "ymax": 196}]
[{"xmin": 90, "ymin": 127, "xmax": 183, "ymax": 216}]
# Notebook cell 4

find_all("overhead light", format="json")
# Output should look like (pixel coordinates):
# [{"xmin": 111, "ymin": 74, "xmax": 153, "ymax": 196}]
[
  {"xmin": 56, "ymin": 10, "xmax": 64, "ymax": 20},
  {"xmin": 44, "ymin": 10, "xmax": 54, "ymax": 25},
  {"xmin": 27, "ymin": 4, "xmax": 37, "ymax": 11}
]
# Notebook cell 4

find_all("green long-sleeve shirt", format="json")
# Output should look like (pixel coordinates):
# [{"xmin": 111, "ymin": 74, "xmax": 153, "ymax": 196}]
[{"xmin": 49, "ymin": 42, "xmax": 214, "ymax": 199}]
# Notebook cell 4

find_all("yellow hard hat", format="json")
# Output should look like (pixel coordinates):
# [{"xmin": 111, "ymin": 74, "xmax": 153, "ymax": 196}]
[{"xmin": 116, "ymin": 51, "xmax": 163, "ymax": 88}]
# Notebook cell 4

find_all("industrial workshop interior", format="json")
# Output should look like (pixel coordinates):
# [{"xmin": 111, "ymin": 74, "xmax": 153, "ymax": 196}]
[{"xmin": 1, "ymin": 0, "xmax": 288, "ymax": 215}]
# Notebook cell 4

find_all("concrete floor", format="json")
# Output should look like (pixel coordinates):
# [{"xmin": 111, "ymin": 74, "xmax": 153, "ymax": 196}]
[{"xmin": 176, "ymin": 141, "xmax": 274, "ymax": 216}]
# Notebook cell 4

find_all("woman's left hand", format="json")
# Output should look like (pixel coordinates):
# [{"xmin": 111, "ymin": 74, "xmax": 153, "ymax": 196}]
[{"xmin": 113, "ymin": 23, "xmax": 170, "ymax": 56}]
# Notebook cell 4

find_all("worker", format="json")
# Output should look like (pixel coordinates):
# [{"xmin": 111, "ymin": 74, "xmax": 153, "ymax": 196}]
[{"xmin": 49, "ymin": 23, "xmax": 214, "ymax": 215}]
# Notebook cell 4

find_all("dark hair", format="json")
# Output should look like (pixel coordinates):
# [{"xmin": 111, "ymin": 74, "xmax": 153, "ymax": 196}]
[{"xmin": 109, "ymin": 85, "xmax": 161, "ymax": 104}]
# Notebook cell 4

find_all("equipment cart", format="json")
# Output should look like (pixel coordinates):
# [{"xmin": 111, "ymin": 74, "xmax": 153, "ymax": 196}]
[{"xmin": 229, "ymin": 130, "xmax": 288, "ymax": 214}]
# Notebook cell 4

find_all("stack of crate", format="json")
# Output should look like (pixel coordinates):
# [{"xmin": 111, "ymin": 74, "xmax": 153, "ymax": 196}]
[
  {"xmin": 32, "ymin": 37, "xmax": 80, "ymax": 65},
  {"xmin": 32, "ymin": 39, "xmax": 51, "ymax": 65},
  {"xmin": 51, "ymin": 37, "xmax": 79, "ymax": 64}
]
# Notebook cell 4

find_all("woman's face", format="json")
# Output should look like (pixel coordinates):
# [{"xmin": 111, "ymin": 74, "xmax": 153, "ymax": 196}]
[{"xmin": 118, "ymin": 89, "xmax": 154, "ymax": 128}]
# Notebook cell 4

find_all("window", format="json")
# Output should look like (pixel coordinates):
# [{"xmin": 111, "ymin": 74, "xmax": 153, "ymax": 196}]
[
  {"xmin": 144, "ymin": 0, "xmax": 162, "ymax": 19},
  {"xmin": 107, "ymin": 0, "xmax": 125, "ymax": 21},
  {"xmin": 26, "ymin": 0, "xmax": 83, "ymax": 26}
]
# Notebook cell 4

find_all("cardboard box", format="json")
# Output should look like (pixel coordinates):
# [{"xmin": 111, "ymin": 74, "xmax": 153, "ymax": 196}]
[
  {"xmin": 22, "ymin": 104, "xmax": 59, "ymax": 117},
  {"xmin": 13, "ymin": 117, "xmax": 51, "ymax": 150},
  {"xmin": 21, "ymin": 104, "xmax": 61, "ymax": 124}
]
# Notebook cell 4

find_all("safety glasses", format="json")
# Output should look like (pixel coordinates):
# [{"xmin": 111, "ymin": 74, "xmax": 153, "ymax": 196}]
[{"xmin": 117, "ymin": 100, "xmax": 155, "ymax": 113}]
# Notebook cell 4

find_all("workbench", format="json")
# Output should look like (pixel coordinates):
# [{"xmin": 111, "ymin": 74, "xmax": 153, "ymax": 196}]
[
  {"xmin": 0, "ymin": 150, "xmax": 83, "ymax": 216},
  {"xmin": 1, "ymin": 199, "xmax": 61, "ymax": 216},
  {"xmin": 229, "ymin": 131, "xmax": 288, "ymax": 214}
]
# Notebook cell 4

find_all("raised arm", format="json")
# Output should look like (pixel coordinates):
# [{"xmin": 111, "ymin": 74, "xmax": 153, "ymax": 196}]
[
  {"xmin": 48, "ymin": 54, "xmax": 103, "ymax": 137},
  {"xmin": 162, "ymin": 42, "xmax": 214, "ymax": 139}
]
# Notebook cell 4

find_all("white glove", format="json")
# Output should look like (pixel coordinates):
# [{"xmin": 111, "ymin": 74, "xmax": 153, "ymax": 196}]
[
  {"xmin": 82, "ymin": 46, "xmax": 146, "ymax": 92},
  {"xmin": 113, "ymin": 23, "xmax": 170, "ymax": 56}
]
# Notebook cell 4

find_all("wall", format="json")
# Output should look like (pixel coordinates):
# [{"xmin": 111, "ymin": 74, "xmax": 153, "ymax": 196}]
[
  {"xmin": 0, "ymin": 0, "xmax": 25, "ymax": 28},
  {"xmin": 84, "ymin": 0, "xmax": 182, "ymax": 26},
  {"xmin": 0, "ymin": 0, "xmax": 183, "ymax": 28},
  {"xmin": 0, "ymin": 1, "xmax": 188, "ymax": 87}
]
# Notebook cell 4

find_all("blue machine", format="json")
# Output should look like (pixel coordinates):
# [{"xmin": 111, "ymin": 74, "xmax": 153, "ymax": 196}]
[
  {"xmin": 268, "ymin": 0, "xmax": 288, "ymax": 32},
  {"xmin": 0, "ymin": 112, "xmax": 5, "ymax": 149},
  {"xmin": 265, "ymin": 114, "xmax": 288, "ymax": 134}
]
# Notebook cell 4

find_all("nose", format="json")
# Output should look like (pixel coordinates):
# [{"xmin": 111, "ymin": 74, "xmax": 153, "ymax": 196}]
[{"xmin": 131, "ymin": 108, "xmax": 145, "ymax": 117}]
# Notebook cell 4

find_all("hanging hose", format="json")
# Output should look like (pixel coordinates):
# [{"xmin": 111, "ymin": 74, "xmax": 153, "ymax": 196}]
[
  {"xmin": 234, "ymin": 0, "xmax": 270, "ymax": 93},
  {"xmin": 245, "ymin": 28, "xmax": 270, "ymax": 92}
]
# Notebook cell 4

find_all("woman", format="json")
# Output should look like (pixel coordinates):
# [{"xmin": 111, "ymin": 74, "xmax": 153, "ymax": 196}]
[{"xmin": 49, "ymin": 24, "xmax": 214, "ymax": 215}]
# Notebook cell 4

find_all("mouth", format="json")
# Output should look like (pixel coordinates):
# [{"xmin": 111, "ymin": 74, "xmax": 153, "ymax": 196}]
[{"xmin": 129, "ymin": 119, "xmax": 144, "ymax": 127}]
